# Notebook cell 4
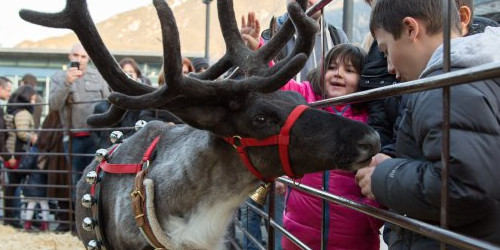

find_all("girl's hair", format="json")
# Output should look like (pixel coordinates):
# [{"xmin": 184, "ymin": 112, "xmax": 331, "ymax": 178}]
[
  {"xmin": 309, "ymin": 43, "xmax": 366, "ymax": 96},
  {"xmin": 119, "ymin": 57, "xmax": 143, "ymax": 78},
  {"xmin": 182, "ymin": 58, "xmax": 195, "ymax": 73},
  {"xmin": 308, "ymin": 43, "xmax": 367, "ymax": 113},
  {"xmin": 16, "ymin": 85, "xmax": 37, "ymax": 104},
  {"xmin": 158, "ymin": 65, "xmax": 165, "ymax": 86},
  {"xmin": 10, "ymin": 85, "xmax": 37, "ymax": 114}
]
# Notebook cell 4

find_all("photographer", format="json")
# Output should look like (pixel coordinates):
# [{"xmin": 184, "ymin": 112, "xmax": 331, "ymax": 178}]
[{"xmin": 48, "ymin": 43, "xmax": 110, "ymax": 231}]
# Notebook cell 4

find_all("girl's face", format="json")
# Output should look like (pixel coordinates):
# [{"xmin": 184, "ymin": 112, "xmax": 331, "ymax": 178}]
[
  {"xmin": 323, "ymin": 58, "xmax": 360, "ymax": 98},
  {"xmin": 122, "ymin": 64, "xmax": 138, "ymax": 80},
  {"xmin": 182, "ymin": 64, "xmax": 190, "ymax": 75}
]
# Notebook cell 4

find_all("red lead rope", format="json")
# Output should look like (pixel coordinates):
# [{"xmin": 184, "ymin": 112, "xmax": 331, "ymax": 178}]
[{"xmin": 223, "ymin": 105, "xmax": 309, "ymax": 182}]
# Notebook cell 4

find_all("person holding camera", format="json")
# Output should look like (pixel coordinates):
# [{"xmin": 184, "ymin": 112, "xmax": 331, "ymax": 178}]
[{"xmin": 48, "ymin": 43, "xmax": 110, "ymax": 231}]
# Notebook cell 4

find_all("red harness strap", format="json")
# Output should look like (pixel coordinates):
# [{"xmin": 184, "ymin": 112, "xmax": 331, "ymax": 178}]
[
  {"xmin": 91, "ymin": 137, "xmax": 160, "ymax": 195},
  {"xmin": 90, "ymin": 136, "xmax": 165, "ymax": 249},
  {"xmin": 224, "ymin": 105, "xmax": 309, "ymax": 181},
  {"xmin": 100, "ymin": 136, "xmax": 160, "ymax": 174}
]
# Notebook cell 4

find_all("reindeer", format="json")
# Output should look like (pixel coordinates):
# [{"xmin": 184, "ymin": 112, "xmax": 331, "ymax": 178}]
[{"xmin": 20, "ymin": 0, "xmax": 380, "ymax": 249}]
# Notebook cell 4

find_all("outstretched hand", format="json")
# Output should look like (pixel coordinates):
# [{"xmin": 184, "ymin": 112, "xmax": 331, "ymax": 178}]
[
  {"xmin": 240, "ymin": 11, "xmax": 261, "ymax": 51},
  {"xmin": 355, "ymin": 153, "xmax": 392, "ymax": 200}
]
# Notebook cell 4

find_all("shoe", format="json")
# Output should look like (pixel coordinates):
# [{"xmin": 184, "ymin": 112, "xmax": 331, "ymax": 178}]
[
  {"xmin": 24, "ymin": 221, "xmax": 32, "ymax": 230},
  {"xmin": 4, "ymin": 220, "xmax": 23, "ymax": 229},
  {"xmin": 39, "ymin": 222, "xmax": 49, "ymax": 231},
  {"xmin": 54, "ymin": 224, "xmax": 70, "ymax": 233}
]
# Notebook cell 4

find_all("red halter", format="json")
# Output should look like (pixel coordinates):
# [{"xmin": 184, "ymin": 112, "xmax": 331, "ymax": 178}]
[
  {"xmin": 223, "ymin": 105, "xmax": 309, "ymax": 182},
  {"xmin": 90, "ymin": 136, "xmax": 161, "ymax": 195}
]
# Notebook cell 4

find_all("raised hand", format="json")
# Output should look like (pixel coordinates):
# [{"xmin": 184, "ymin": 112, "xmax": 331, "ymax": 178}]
[{"xmin": 240, "ymin": 11, "xmax": 261, "ymax": 51}]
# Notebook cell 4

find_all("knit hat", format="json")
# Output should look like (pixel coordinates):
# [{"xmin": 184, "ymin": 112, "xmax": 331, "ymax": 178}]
[{"xmin": 191, "ymin": 57, "xmax": 209, "ymax": 72}]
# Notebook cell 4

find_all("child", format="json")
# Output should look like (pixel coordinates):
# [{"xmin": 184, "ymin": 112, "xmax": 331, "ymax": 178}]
[
  {"xmin": 20, "ymin": 145, "xmax": 49, "ymax": 231},
  {"xmin": 280, "ymin": 43, "xmax": 384, "ymax": 250},
  {"xmin": 356, "ymin": 0, "xmax": 500, "ymax": 247},
  {"xmin": 4, "ymin": 85, "xmax": 38, "ymax": 228}
]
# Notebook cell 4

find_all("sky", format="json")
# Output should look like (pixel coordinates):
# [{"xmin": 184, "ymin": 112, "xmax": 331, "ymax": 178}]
[{"xmin": 0, "ymin": 0, "xmax": 152, "ymax": 48}]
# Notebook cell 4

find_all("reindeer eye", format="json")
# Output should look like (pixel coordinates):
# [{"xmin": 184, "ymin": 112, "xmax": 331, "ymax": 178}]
[{"xmin": 252, "ymin": 114, "xmax": 268, "ymax": 128}]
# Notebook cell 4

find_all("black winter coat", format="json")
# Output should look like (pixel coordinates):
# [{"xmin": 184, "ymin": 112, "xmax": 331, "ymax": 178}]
[
  {"xmin": 20, "ymin": 146, "xmax": 47, "ymax": 198},
  {"xmin": 359, "ymin": 40, "xmax": 399, "ymax": 148},
  {"xmin": 372, "ymin": 73, "xmax": 500, "ymax": 246}
]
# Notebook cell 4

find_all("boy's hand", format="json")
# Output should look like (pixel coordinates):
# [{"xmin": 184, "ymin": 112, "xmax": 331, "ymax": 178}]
[
  {"xmin": 356, "ymin": 153, "xmax": 391, "ymax": 200},
  {"xmin": 356, "ymin": 166, "xmax": 376, "ymax": 200}
]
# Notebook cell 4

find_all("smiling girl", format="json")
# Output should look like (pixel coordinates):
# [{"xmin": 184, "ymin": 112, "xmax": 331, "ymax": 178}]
[{"xmin": 280, "ymin": 43, "xmax": 384, "ymax": 250}]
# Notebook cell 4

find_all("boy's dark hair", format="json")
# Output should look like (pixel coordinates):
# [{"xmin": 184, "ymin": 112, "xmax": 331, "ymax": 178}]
[
  {"xmin": 455, "ymin": 0, "xmax": 474, "ymax": 13},
  {"xmin": 370, "ymin": 0, "xmax": 461, "ymax": 39},
  {"xmin": 309, "ymin": 44, "xmax": 366, "ymax": 96}
]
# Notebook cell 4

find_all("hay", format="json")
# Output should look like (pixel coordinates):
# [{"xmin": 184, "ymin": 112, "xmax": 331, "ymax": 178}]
[{"xmin": 0, "ymin": 225, "xmax": 84, "ymax": 250}]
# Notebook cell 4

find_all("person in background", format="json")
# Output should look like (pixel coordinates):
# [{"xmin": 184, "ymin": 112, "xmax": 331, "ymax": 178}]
[
  {"xmin": 48, "ymin": 43, "xmax": 110, "ymax": 197},
  {"xmin": 241, "ymin": 0, "xmax": 349, "ymax": 82},
  {"xmin": 182, "ymin": 57, "xmax": 195, "ymax": 75},
  {"xmin": 191, "ymin": 57, "xmax": 210, "ymax": 73},
  {"xmin": 356, "ymin": 0, "xmax": 500, "ymax": 247},
  {"xmin": 37, "ymin": 110, "xmax": 71, "ymax": 233},
  {"xmin": 20, "ymin": 139, "xmax": 49, "ymax": 231},
  {"xmin": 280, "ymin": 43, "xmax": 383, "ymax": 250},
  {"xmin": 4, "ymin": 85, "xmax": 38, "ymax": 229},
  {"xmin": 119, "ymin": 57, "xmax": 152, "ymax": 86},
  {"xmin": 18, "ymin": 73, "xmax": 43, "ymax": 129}
]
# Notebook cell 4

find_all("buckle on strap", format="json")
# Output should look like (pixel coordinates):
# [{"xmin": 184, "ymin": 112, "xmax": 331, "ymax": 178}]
[
  {"xmin": 230, "ymin": 136, "xmax": 243, "ymax": 148},
  {"xmin": 131, "ymin": 190, "xmax": 144, "ymax": 200}
]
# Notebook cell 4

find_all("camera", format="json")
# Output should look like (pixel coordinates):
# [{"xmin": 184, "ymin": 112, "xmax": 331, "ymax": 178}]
[{"xmin": 69, "ymin": 61, "xmax": 80, "ymax": 69}]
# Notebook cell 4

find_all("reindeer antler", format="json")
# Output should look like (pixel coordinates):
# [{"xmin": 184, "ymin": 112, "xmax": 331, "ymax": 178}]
[
  {"xmin": 108, "ymin": 0, "xmax": 318, "ymax": 110},
  {"xmin": 20, "ymin": 0, "xmax": 318, "ymax": 126},
  {"xmin": 19, "ymin": 0, "xmax": 158, "ymax": 126}
]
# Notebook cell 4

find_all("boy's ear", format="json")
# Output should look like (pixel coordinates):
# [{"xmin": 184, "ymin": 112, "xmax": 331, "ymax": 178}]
[
  {"xmin": 458, "ymin": 6, "xmax": 472, "ymax": 36},
  {"xmin": 402, "ymin": 17, "xmax": 420, "ymax": 41}
]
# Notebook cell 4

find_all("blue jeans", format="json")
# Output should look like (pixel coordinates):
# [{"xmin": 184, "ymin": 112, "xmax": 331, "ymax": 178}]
[
  {"xmin": 63, "ymin": 136, "xmax": 96, "ymax": 198},
  {"xmin": 240, "ymin": 199, "xmax": 263, "ymax": 250},
  {"xmin": 240, "ymin": 194, "xmax": 285, "ymax": 250},
  {"xmin": 272, "ymin": 194, "xmax": 284, "ymax": 250}
]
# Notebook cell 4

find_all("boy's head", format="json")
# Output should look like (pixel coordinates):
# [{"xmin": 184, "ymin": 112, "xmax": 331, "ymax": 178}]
[{"xmin": 370, "ymin": 0, "xmax": 461, "ymax": 81}]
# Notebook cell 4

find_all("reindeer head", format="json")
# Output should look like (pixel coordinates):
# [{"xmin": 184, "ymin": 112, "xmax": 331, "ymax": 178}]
[{"xmin": 20, "ymin": 0, "xmax": 380, "ymax": 178}]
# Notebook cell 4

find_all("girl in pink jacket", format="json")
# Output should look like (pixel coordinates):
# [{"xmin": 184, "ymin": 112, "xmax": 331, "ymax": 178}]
[{"xmin": 280, "ymin": 44, "xmax": 384, "ymax": 250}]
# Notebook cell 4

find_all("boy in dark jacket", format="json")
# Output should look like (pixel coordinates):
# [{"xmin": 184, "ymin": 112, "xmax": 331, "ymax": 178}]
[{"xmin": 356, "ymin": 0, "xmax": 500, "ymax": 247}]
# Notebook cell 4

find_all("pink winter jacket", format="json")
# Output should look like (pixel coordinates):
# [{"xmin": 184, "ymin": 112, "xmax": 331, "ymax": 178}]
[{"xmin": 281, "ymin": 80, "xmax": 384, "ymax": 250}]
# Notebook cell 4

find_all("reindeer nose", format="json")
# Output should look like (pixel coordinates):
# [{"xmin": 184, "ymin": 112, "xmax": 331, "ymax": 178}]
[{"xmin": 357, "ymin": 130, "xmax": 381, "ymax": 158}]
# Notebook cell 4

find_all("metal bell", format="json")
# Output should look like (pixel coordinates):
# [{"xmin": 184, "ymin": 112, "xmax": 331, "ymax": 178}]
[
  {"xmin": 87, "ymin": 240, "xmax": 101, "ymax": 250},
  {"xmin": 109, "ymin": 130, "xmax": 124, "ymax": 144},
  {"xmin": 95, "ymin": 148, "xmax": 108, "ymax": 162},
  {"xmin": 82, "ymin": 217, "xmax": 96, "ymax": 231},
  {"xmin": 249, "ymin": 183, "xmax": 271, "ymax": 206},
  {"xmin": 85, "ymin": 171, "xmax": 98, "ymax": 185},
  {"xmin": 82, "ymin": 194, "xmax": 96, "ymax": 208},
  {"xmin": 134, "ymin": 120, "xmax": 147, "ymax": 131}
]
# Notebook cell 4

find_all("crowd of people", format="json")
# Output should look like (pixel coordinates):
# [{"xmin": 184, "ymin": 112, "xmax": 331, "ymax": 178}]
[
  {"xmin": 0, "ymin": 0, "xmax": 499, "ymax": 249},
  {"xmin": 0, "ymin": 44, "xmax": 205, "ymax": 232}
]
